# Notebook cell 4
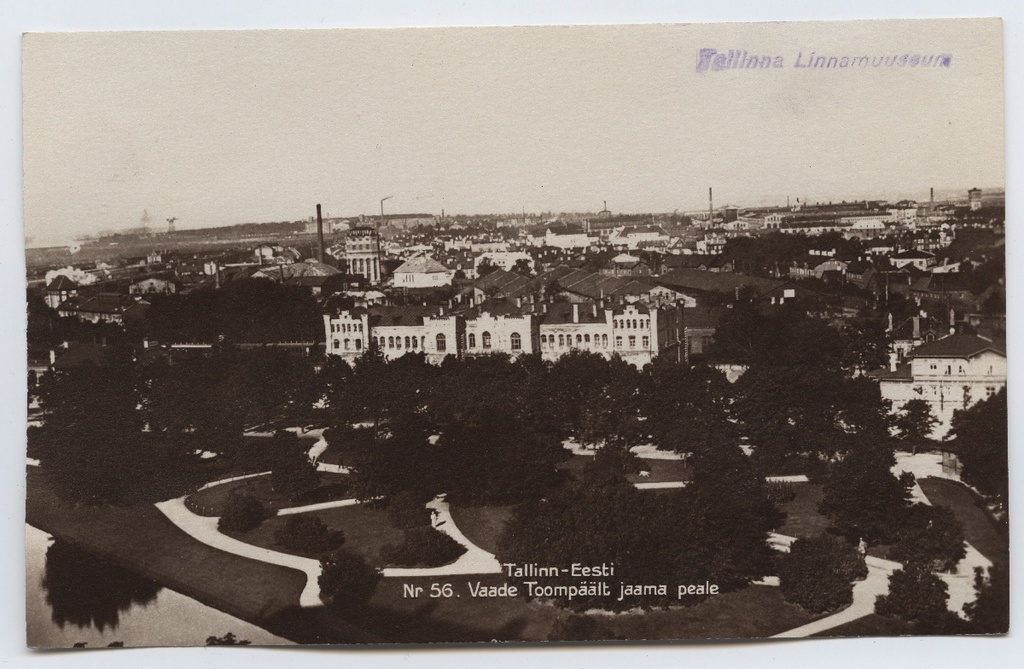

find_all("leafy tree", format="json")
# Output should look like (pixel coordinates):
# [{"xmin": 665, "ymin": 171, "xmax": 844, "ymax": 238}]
[
  {"xmin": 779, "ymin": 535, "xmax": 868, "ymax": 613},
  {"xmin": 268, "ymin": 432, "xmax": 320, "ymax": 499},
  {"xmin": 875, "ymin": 563, "xmax": 963, "ymax": 633},
  {"xmin": 819, "ymin": 444, "xmax": 914, "ymax": 545},
  {"xmin": 476, "ymin": 258, "xmax": 499, "ymax": 277},
  {"xmin": 640, "ymin": 360, "xmax": 732, "ymax": 454},
  {"xmin": 952, "ymin": 389, "xmax": 1007, "ymax": 503},
  {"xmin": 218, "ymin": 493, "xmax": 271, "ymax": 533},
  {"xmin": 677, "ymin": 443, "xmax": 783, "ymax": 591},
  {"xmin": 512, "ymin": 258, "xmax": 533, "ymax": 276},
  {"xmin": 499, "ymin": 443, "xmax": 780, "ymax": 613},
  {"xmin": 889, "ymin": 504, "xmax": 966, "ymax": 572},
  {"xmin": 894, "ymin": 399, "xmax": 938, "ymax": 453},
  {"xmin": 379, "ymin": 526, "xmax": 466, "ymax": 568},
  {"xmin": 32, "ymin": 349, "xmax": 176, "ymax": 505},
  {"xmin": 318, "ymin": 551, "xmax": 382, "ymax": 608}
]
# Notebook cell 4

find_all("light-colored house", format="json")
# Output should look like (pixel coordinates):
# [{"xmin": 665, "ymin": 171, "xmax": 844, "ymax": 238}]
[
  {"xmin": 877, "ymin": 333, "xmax": 1006, "ymax": 438},
  {"xmin": 392, "ymin": 256, "xmax": 455, "ymax": 288}
]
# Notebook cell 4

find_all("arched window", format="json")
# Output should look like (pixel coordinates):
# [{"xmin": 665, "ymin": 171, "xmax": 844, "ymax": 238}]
[
  {"xmin": 396, "ymin": 337, "xmax": 402, "ymax": 349},
  {"xmin": 436, "ymin": 333, "xmax": 447, "ymax": 351},
  {"xmin": 405, "ymin": 336, "xmax": 411, "ymax": 349},
  {"xmin": 510, "ymin": 332, "xmax": 522, "ymax": 350},
  {"xmin": 355, "ymin": 339, "xmax": 362, "ymax": 350},
  {"xmin": 469, "ymin": 333, "xmax": 476, "ymax": 348},
  {"xmin": 629, "ymin": 335, "xmax": 636, "ymax": 348},
  {"xmin": 602, "ymin": 334, "xmax": 608, "ymax": 348},
  {"xmin": 558, "ymin": 334, "xmax": 565, "ymax": 347},
  {"xmin": 482, "ymin": 332, "xmax": 492, "ymax": 349},
  {"xmin": 388, "ymin": 336, "xmax": 394, "ymax": 348},
  {"xmin": 584, "ymin": 334, "xmax": 590, "ymax": 344},
  {"xmin": 575, "ymin": 334, "xmax": 582, "ymax": 345},
  {"xmin": 540, "ymin": 334, "xmax": 547, "ymax": 345},
  {"xmin": 343, "ymin": 338, "xmax": 350, "ymax": 350}
]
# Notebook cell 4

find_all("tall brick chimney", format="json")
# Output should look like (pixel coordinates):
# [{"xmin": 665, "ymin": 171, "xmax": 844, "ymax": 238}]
[{"xmin": 316, "ymin": 204, "xmax": 325, "ymax": 263}]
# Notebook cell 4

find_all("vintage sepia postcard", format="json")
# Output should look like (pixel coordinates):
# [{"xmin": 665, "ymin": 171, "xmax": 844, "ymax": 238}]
[{"xmin": 23, "ymin": 18, "xmax": 1007, "ymax": 649}]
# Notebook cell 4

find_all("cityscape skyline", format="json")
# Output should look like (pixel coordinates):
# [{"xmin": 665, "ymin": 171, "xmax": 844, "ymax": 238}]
[{"xmin": 23, "ymin": 21, "xmax": 1003, "ymax": 247}]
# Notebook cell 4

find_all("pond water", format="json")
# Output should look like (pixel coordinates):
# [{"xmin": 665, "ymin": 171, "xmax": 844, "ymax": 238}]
[{"xmin": 26, "ymin": 524, "xmax": 292, "ymax": 648}]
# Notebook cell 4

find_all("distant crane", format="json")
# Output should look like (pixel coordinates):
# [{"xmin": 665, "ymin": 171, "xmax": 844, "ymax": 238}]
[{"xmin": 166, "ymin": 217, "xmax": 177, "ymax": 234}]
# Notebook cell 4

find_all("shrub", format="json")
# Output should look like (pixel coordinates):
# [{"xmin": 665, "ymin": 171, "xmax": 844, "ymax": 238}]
[
  {"xmin": 379, "ymin": 526, "xmax": 466, "ymax": 568},
  {"xmin": 217, "ymin": 493, "xmax": 271, "ymax": 533},
  {"xmin": 779, "ymin": 535, "xmax": 868, "ymax": 613},
  {"xmin": 875, "ymin": 562, "xmax": 963, "ymax": 633},
  {"xmin": 889, "ymin": 504, "xmax": 966, "ymax": 572},
  {"xmin": 318, "ymin": 551, "xmax": 381, "ymax": 608},
  {"xmin": 275, "ymin": 515, "xmax": 344, "ymax": 554}
]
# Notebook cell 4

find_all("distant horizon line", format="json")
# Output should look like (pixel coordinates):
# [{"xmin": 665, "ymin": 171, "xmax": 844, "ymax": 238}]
[{"xmin": 24, "ymin": 184, "xmax": 1005, "ymax": 249}]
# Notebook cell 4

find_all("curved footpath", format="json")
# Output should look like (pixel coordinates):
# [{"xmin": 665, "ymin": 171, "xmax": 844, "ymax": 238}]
[
  {"xmin": 155, "ymin": 496, "xmax": 325, "ymax": 608},
  {"xmin": 154, "ymin": 492, "xmax": 503, "ymax": 608},
  {"xmin": 381, "ymin": 495, "xmax": 502, "ymax": 578},
  {"xmin": 152, "ymin": 448, "xmax": 989, "ymax": 635}
]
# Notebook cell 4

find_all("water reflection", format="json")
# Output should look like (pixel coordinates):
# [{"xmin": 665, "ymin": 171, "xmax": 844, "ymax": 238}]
[
  {"xmin": 27, "ymin": 525, "xmax": 292, "ymax": 647},
  {"xmin": 42, "ymin": 539, "xmax": 162, "ymax": 632}
]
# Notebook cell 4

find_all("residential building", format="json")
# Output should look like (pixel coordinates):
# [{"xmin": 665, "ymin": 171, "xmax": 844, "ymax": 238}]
[
  {"xmin": 44, "ymin": 275, "xmax": 78, "ymax": 309},
  {"xmin": 392, "ymin": 255, "xmax": 455, "ymax": 288},
  {"xmin": 876, "ymin": 333, "xmax": 1006, "ymax": 438}
]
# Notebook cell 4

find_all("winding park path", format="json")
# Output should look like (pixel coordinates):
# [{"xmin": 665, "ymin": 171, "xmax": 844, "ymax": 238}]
[
  {"xmin": 381, "ymin": 495, "xmax": 502, "ymax": 578},
  {"xmin": 150, "ymin": 446, "xmax": 994, "ymax": 634},
  {"xmin": 154, "ymin": 476, "xmax": 503, "ymax": 608}
]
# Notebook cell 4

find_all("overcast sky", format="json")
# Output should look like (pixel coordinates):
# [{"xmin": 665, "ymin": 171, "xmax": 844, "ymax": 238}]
[{"xmin": 23, "ymin": 19, "xmax": 1003, "ymax": 247}]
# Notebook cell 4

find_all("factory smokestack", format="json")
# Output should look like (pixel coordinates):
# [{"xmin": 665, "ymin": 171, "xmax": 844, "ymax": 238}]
[
  {"xmin": 316, "ymin": 203, "xmax": 325, "ymax": 263},
  {"xmin": 930, "ymin": 187, "xmax": 934, "ymax": 206},
  {"xmin": 709, "ymin": 187, "xmax": 714, "ymax": 224}
]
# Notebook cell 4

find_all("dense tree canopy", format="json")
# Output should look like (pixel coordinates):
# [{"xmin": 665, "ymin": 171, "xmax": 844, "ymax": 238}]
[
  {"xmin": 819, "ymin": 444, "xmax": 914, "ymax": 545},
  {"xmin": 951, "ymin": 389, "xmax": 1008, "ymax": 503}
]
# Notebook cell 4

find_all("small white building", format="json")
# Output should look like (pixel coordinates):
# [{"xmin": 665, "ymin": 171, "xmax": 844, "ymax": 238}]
[
  {"xmin": 890, "ymin": 249, "xmax": 937, "ymax": 271},
  {"xmin": 392, "ymin": 256, "xmax": 455, "ymax": 288}
]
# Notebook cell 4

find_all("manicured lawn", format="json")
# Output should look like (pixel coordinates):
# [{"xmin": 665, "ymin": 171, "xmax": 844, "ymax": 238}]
[
  {"xmin": 626, "ymin": 458, "xmax": 691, "ymax": 484},
  {"xmin": 230, "ymin": 504, "xmax": 407, "ymax": 568},
  {"xmin": 26, "ymin": 468, "xmax": 306, "ymax": 625},
  {"xmin": 775, "ymin": 483, "xmax": 831, "ymax": 538},
  {"xmin": 918, "ymin": 477, "xmax": 1008, "ymax": 566},
  {"xmin": 448, "ymin": 504, "xmax": 515, "ymax": 554},
  {"xmin": 556, "ymin": 455, "xmax": 691, "ymax": 484},
  {"xmin": 185, "ymin": 472, "xmax": 351, "ymax": 516}
]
